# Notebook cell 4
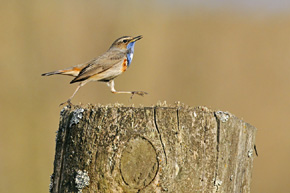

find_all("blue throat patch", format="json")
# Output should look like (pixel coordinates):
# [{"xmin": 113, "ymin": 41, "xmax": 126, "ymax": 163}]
[{"xmin": 126, "ymin": 42, "xmax": 136, "ymax": 67}]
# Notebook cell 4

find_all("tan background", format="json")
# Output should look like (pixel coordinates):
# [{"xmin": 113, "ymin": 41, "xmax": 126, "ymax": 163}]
[{"xmin": 1, "ymin": 1, "xmax": 290, "ymax": 192}]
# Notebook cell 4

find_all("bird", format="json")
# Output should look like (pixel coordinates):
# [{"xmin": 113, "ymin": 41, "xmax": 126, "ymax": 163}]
[{"xmin": 41, "ymin": 35, "xmax": 147, "ymax": 106}]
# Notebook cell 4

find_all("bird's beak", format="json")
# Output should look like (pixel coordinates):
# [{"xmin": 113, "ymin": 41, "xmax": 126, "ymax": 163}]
[{"xmin": 131, "ymin": 35, "xmax": 143, "ymax": 42}]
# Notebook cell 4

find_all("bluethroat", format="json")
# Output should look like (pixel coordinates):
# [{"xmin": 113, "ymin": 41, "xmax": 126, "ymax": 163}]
[{"xmin": 42, "ymin": 35, "xmax": 147, "ymax": 105}]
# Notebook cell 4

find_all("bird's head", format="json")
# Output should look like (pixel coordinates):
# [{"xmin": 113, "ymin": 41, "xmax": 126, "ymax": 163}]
[{"xmin": 110, "ymin": 35, "xmax": 143, "ymax": 50}]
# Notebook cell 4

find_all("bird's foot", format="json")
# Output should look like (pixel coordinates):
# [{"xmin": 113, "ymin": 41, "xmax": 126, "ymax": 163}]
[
  {"xmin": 130, "ymin": 91, "xmax": 148, "ymax": 99},
  {"xmin": 59, "ymin": 99, "xmax": 73, "ymax": 107}
]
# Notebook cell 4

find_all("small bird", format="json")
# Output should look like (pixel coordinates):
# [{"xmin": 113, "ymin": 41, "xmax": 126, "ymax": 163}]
[{"xmin": 42, "ymin": 35, "xmax": 147, "ymax": 105}]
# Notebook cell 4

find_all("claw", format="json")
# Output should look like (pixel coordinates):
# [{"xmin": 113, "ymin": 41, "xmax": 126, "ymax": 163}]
[
  {"xmin": 59, "ymin": 99, "xmax": 73, "ymax": 107},
  {"xmin": 130, "ymin": 91, "xmax": 148, "ymax": 99}
]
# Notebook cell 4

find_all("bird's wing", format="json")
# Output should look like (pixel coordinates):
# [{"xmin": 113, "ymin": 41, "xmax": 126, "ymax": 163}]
[{"xmin": 70, "ymin": 49, "xmax": 126, "ymax": 83}]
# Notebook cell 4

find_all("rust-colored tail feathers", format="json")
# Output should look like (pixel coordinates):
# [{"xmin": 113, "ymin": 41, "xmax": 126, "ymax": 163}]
[{"xmin": 41, "ymin": 66, "xmax": 83, "ymax": 77}]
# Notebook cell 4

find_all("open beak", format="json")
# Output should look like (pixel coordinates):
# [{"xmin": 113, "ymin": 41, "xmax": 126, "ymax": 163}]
[{"xmin": 131, "ymin": 35, "xmax": 143, "ymax": 42}]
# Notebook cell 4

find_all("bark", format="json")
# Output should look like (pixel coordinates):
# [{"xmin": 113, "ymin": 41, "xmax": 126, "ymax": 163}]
[{"xmin": 50, "ymin": 103, "xmax": 257, "ymax": 193}]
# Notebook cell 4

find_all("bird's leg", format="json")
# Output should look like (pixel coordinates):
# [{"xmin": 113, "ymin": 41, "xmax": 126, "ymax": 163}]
[
  {"xmin": 108, "ymin": 80, "xmax": 131, "ymax": 94},
  {"xmin": 107, "ymin": 80, "xmax": 148, "ymax": 98},
  {"xmin": 60, "ymin": 81, "xmax": 87, "ymax": 106}
]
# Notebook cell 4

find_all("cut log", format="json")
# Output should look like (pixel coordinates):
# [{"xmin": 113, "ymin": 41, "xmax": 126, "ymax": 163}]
[{"xmin": 50, "ymin": 103, "xmax": 257, "ymax": 193}]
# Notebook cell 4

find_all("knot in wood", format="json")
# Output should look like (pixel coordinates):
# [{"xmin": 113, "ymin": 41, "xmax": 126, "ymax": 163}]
[{"xmin": 120, "ymin": 136, "xmax": 158, "ymax": 189}]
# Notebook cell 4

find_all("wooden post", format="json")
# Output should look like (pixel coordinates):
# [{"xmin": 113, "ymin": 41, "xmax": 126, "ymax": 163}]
[{"xmin": 50, "ymin": 103, "xmax": 257, "ymax": 193}]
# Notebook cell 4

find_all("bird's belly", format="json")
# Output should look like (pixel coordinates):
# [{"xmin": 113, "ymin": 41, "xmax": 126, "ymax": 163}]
[{"xmin": 92, "ymin": 59, "xmax": 127, "ymax": 82}]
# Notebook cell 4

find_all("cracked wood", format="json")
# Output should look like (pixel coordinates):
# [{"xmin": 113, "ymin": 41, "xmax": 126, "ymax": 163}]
[{"xmin": 50, "ymin": 104, "xmax": 257, "ymax": 193}]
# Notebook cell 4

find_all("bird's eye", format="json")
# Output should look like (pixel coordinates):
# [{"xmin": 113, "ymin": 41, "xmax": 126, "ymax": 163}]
[{"xmin": 122, "ymin": 39, "xmax": 128, "ymax": 43}]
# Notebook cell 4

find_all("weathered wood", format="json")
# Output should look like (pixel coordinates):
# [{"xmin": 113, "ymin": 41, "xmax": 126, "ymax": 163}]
[{"xmin": 50, "ymin": 103, "xmax": 257, "ymax": 193}]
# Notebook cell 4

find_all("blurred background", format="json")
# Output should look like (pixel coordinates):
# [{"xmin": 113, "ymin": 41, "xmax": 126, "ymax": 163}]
[{"xmin": 1, "ymin": 0, "xmax": 290, "ymax": 192}]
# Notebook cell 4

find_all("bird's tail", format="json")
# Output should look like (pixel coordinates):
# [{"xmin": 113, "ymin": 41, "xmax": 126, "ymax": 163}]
[
  {"xmin": 41, "ymin": 70, "xmax": 63, "ymax": 76},
  {"xmin": 41, "ymin": 66, "xmax": 83, "ymax": 77}
]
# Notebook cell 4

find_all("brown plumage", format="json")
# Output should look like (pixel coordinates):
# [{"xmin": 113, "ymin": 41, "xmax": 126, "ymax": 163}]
[{"xmin": 41, "ymin": 35, "xmax": 147, "ymax": 106}]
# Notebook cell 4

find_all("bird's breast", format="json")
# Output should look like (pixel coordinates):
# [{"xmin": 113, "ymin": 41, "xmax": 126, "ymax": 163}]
[
  {"xmin": 126, "ymin": 42, "xmax": 136, "ymax": 66},
  {"xmin": 122, "ymin": 58, "xmax": 128, "ymax": 72}
]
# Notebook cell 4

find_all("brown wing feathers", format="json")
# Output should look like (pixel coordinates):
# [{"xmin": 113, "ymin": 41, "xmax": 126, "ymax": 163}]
[{"xmin": 70, "ymin": 50, "xmax": 126, "ymax": 84}]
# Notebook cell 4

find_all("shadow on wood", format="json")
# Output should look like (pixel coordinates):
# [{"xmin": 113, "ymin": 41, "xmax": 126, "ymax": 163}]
[{"xmin": 50, "ymin": 103, "xmax": 257, "ymax": 193}]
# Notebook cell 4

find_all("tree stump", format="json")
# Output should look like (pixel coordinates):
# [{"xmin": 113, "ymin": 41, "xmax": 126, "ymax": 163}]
[{"xmin": 50, "ymin": 103, "xmax": 257, "ymax": 193}]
